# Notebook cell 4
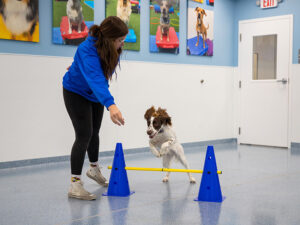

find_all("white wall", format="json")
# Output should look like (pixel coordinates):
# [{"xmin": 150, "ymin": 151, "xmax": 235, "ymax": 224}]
[
  {"xmin": 0, "ymin": 54, "xmax": 235, "ymax": 163},
  {"xmin": 291, "ymin": 64, "xmax": 300, "ymax": 143}
]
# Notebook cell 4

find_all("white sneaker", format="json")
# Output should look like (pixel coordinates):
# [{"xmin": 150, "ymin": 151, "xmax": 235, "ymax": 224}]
[
  {"xmin": 86, "ymin": 166, "xmax": 109, "ymax": 187},
  {"xmin": 68, "ymin": 181, "xmax": 96, "ymax": 200}
]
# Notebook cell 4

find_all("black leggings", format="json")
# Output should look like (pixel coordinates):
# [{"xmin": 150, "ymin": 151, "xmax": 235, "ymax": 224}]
[{"xmin": 63, "ymin": 88, "xmax": 104, "ymax": 175}]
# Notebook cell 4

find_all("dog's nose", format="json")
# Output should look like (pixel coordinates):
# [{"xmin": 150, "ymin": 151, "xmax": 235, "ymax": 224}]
[{"xmin": 147, "ymin": 130, "xmax": 153, "ymax": 135}]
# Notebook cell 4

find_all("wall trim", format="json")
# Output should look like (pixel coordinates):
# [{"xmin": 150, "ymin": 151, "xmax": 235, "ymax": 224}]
[
  {"xmin": 0, "ymin": 138, "xmax": 236, "ymax": 169},
  {"xmin": 291, "ymin": 142, "xmax": 300, "ymax": 148}
]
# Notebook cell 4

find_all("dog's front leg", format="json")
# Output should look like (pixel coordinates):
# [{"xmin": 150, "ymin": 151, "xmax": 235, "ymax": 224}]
[
  {"xmin": 78, "ymin": 20, "xmax": 82, "ymax": 33},
  {"xmin": 68, "ymin": 18, "xmax": 72, "ymax": 34},
  {"xmin": 160, "ymin": 138, "xmax": 174, "ymax": 155},
  {"xmin": 167, "ymin": 30, "xmax": 169, "ymax": 42},
  {"xmin": 149, "ymin": 141, "xmax": 161, "ymax": 158},
  {"xmin": 196, "ymin": 32, "xmax": 199, "ymax": 46}
]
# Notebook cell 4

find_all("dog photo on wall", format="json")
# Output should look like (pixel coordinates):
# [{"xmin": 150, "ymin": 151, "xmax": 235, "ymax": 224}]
[
  {"xmin": 187, "ymin": 0, "xmax": 214, "ymax": 56},
  {"xmin": 52, "ymin": 0, "xmax": 94, "ymax": 45},
  {"xmin": 0, "ymin": 0, "xmax": 39, "ymax": 42},
  {"xmin": 149, "ymin": 0, "xmax": 180, "ymax": 54},
  {"xmin": 105, "ymin": 0, "xmax": 140, "ymax": 51}
]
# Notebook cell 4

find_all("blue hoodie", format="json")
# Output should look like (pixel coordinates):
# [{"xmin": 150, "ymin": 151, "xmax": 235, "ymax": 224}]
[{"xmin": 63, "ymin": 36, "xmax": 115, "ymax": 109}]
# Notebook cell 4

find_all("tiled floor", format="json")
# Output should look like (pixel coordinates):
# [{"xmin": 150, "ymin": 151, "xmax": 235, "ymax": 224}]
[{"xmin": 1, "ymin": 143, "xmax": 300, "ymax": 225}]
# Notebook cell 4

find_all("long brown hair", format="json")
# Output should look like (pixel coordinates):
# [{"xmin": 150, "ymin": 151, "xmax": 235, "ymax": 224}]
[{"xmin": 89, "ymin": 16, "xmax": 128, "ymax": 80}]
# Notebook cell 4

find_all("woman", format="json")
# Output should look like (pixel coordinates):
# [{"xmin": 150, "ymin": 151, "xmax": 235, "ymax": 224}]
[{"xmin": 63, "ymin": 16, "xmax": 128, "ymax": 200}]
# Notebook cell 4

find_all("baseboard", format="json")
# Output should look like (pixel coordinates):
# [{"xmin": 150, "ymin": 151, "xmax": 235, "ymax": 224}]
[
  {"xmin": 291, "ymin": 142, "xmax": 300, "ymax": 148},
  {"xmin": 0, "ymin": 138, "xmax": 237, "ymax": 169}
]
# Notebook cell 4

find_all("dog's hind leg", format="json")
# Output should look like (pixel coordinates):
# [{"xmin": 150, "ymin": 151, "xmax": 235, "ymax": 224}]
[
  {"xmin": 176, "ymin": 153, "xmax": 196, "ymax": 184},
  {"xmin": 162, "ymin": 156, "xmax": 172, "ymax": 183}
]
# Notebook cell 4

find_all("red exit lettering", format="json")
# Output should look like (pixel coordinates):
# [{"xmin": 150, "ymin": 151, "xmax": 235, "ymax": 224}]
[{"xmin": 261, "ymin": 0, "xmax": 277, "ymax": 8}]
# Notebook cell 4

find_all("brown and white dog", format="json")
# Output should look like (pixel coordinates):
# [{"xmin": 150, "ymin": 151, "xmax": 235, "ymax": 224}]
[
  {"xmin": 0, "ymin": 0, "xmax": 38, "ymax": 41},
  {"xmin": 158, "ymin": 0, "xmax": 171, "ymax": 42},
  {"xmin": 66, "ymin": 0, "xmax": 84, "ymax": 34},
  {"xmin": 195, "ymin": 7, "xmax": 209, "ymax": 48},
  {"xmin": 144, "ymin": 106, "xmax": 196, "ymax": 183},
  {"xmin": 117, "ymin": 0, "xmax": 131, "ymax": 26}
]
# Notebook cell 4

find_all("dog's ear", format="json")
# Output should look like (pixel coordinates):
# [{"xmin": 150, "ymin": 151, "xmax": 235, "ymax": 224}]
[
  {"xmin": 157, "ymin": 107, "xmax": 172, "ymax": 126},
  {"xmin": 27, "ymin": 0, "xmax": 39, "ymax": 20},
  {"xmin": 195, "ymin": 7, "xmax": 199, "ymax": 12},
  {"xmin": 156, "ymin": 0, "xmax": 163, "ymax": 6},
  {"xmin": 0, "ymin": 0, "xmax": 3, "ymax": 14},
  {"xmin": 168, "ymin": 0, "xmax": 176, "ymax": 8},
  {"xmin": 144, "ymin": 106, "xmax": 156, "ymax": 121},
  {"xmin": 202, "ymin": 9, "xmax": 207, "ymax": 16}
]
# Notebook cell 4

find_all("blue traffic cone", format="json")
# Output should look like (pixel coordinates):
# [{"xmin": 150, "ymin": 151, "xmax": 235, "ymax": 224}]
[
  {"xmin": 195, "ymin": 146, "xmax": 223, "ymax": 202},
  {"xmin": 103, "ymin": 143, "xmax": 134, "ymax": 197}
]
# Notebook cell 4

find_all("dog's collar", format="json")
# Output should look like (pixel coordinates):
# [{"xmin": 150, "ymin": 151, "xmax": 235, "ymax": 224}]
[{"xmin": 158, "ymin": 128, "xmax": 164, "ymax": 134}]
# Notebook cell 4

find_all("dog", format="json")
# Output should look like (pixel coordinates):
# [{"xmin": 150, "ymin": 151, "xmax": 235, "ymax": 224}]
[
  {"xmin": 158, "ymin": 0, "xmax": 171, "ymax": 42},
  {"xmin": 66, "ymin": 0, "xmax": 84, "ymax": 34},
  {"xmin": 0, "ymin": 0, "xmax": 38, "ymax": 41},
  {"xmin": 117, "ymin": 0, "xmax": 131, "ymax": 26},
  {"xmin": 195, "ymin": 7, "xmax": 209, "ymax": 48},
  {"xmin": 144, "ymin": 106, "xmax": 196, "ymax": 183}
]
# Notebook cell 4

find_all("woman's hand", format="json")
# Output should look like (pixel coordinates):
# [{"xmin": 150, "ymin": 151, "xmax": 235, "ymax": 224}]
[{"xmin": 108, "ymin": 104, "xmax": 125, "ymax": 126}]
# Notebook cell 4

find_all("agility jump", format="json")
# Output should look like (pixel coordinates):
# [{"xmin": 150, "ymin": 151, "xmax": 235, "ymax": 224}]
[
  {"xmin": 103, "ymin": 143, "xmax": 224, "ymax": 202},
  {"xmin": 108, "ymin": 166, "xmax": 222, "ymax": 174}
]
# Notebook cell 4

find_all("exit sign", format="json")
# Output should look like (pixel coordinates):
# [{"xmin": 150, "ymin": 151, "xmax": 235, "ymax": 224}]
[{"xmin": 261, "ymin": 0, "xmax": 278, "ymax": 9}]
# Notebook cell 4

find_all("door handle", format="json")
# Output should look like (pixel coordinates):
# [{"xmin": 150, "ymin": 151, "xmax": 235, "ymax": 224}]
[{"xmin": 276, "ymin": 78, "xmax": 288, "ymax": 84}]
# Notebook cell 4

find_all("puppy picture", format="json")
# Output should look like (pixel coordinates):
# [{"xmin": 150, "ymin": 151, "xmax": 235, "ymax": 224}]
[
  {"xmin": 117, "ymin": 0, "xmax": 131, "ymax": 26},
  {"xmin": 144, "ymin": 106, "xmax": 196, "ymax": 183},
  {"xmin": 52, "ymin": 0, "xmax": 94, "ymax": 45},
  {"xmin": 149, "ymin": 0, "xmax": 180, "ymax": 54},
  {"xmin": 159, "ymin": 0, "xmax": 171, "ymax": 42},
  {"xmin": 105, "ymin": 0, "xmax": 141, "ymax": 51},
  {"xmin": 66, "ymin": 0, "xmax": 84, "ymax": 34},
  {"xmin": 187, "ymin": 0, "xmax": 214, "ymax": 56},
  {"xmin": 0, "ymin": 0, "xmax": 39, "ymax": 42}
]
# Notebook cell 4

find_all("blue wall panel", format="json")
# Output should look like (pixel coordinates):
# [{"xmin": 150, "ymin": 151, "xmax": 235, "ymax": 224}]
[
  {"xmin": 0, "ymin": 0, "xmax": 235, "ymax": 66},
  {"xmin": 0, "ymin": 0, "xmax": 298, "ymax": 66},
  {"xmin": 233, "ymin": 0, "xmax": 300, "ymax": 65}
]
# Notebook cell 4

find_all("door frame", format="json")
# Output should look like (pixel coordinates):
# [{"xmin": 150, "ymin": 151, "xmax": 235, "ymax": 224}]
[{"xmin": 237, "ymin": 15, "xmax": 293, "ymax": 148}]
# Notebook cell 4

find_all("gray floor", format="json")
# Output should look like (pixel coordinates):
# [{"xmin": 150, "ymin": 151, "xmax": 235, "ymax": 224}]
[{"xmin": 1, "ymin": 143, "xmax": 300, "ymax": 225}]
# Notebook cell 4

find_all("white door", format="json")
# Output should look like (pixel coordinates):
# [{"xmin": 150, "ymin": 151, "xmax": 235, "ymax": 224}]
[{"xmin": 239, "ymin": 15, "xmax": 293, "ymax": 148}]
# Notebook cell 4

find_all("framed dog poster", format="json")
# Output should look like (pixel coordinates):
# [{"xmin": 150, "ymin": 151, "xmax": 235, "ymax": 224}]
[
  {"xmin": 0, "ymin": 0, "xmax": 39, "ymax": 42},
  {"xmin": 105, "ymin": 0, "xmax": 141, "ymax": 51},
  {"xmin": 187, "ymin": 0, "xmax": 214, "ymax": 56},
  {"xmin": 52, "ymin": 0, "xmax": 94, "ymax": 45},
  {"xmin": 149, "ymin": 0, "xmax": 180, "ymax": 54}
]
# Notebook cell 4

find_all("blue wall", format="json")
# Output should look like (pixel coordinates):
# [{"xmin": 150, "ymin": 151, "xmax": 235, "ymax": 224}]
[
  {"xmin": 233, "ymin": 0, "xmax": 300, "ymax": 65},
  {"xmin": 1, "ymin": 0, "xmax": 298, "ymax": 66},
  {"xmin": 0, "ymin": 0, "xmax": 235, "ymax": 66}
]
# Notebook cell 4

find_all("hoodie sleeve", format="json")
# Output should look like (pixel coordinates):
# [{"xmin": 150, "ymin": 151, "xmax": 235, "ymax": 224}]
[{"xmin": 77, "ymin": 48, "xmax": 115, "ymax": 110}]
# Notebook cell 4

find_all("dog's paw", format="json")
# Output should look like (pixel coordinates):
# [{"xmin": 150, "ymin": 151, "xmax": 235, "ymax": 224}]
[
  {"xmin": 156, "ymin": 153, "xmax": 161, "ymax": 158},
  {"xmin": 190, "ymin": 177, "xmax": 196, "ymax": 184},
  {"xmin": 162, "ymin": 177, "xmax": 169, "ymax": 183}
]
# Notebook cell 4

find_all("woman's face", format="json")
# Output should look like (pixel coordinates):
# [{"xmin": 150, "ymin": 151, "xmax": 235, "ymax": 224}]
[{"xmin": 114, "ymin": 35, "xmax": 127, "ymax": 50}]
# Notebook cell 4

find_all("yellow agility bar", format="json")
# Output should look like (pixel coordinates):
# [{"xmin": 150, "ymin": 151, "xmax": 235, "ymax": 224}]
[{"xmin": 108, "ymin": 166, "xmax": 222, "ymax": 174}]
